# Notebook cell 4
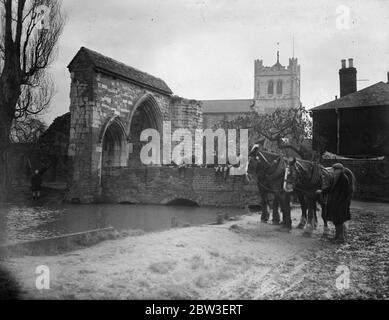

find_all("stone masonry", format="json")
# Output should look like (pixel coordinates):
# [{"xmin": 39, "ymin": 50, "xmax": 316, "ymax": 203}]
[
  {"xmin": 102, "ymin": 167, "xmax": 258, "ymax": 208},
  {"xmin": 66, "ymin": 47, "xmax": 260, "ymax": 207}
]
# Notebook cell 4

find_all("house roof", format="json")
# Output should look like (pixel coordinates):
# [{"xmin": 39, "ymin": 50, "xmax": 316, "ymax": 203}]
[
  {"xmin": 68, "ymin": 47, "xmax": 173, "ymax": 95},
  {"xmin": 312, "ymin": 81, "xmax": 389, "ymax": 111},
  {"xmin": 201, "ymin": 99, "xmax": 254, "ymax": 114}
]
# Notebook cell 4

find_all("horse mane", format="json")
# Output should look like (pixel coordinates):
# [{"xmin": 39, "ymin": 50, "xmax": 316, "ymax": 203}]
[
  {"xmin": 294, "ymin": 159, "xmax": 322, "ymax": 187},
  {"xmin": 295, "ymin": 159, "xmax": 314, "ymax": 175}
]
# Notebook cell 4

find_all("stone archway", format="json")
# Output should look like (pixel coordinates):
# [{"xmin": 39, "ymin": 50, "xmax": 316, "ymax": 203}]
[
  {"xmin": 127, "ymin": 94, "xmax": 164, "ymax": 137},
  {"xmin": 161, "ymin": 195, "xmax": 201, "ymax": 207},
  {"xmin": 101, "ymin": 119, "xmax": 128, "ymax": 168},
  {"xmin": 126, "ymin": 94, "xmax": 164, "ymax": 168},
  {"xmin": 98, "ymin": 116, "xmax": 128, "ymax": 187}
]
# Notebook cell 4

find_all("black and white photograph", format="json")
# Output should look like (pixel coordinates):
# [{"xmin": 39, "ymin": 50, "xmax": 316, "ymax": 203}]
[{"xmin": 0, "ymin": 0, "xmax": 388, "ymax": 306}]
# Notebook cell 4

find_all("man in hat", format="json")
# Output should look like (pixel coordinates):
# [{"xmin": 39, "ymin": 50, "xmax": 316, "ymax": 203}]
[{"xmin": 317, "ymin": 163, "xmax": 352, "ymax": 243}]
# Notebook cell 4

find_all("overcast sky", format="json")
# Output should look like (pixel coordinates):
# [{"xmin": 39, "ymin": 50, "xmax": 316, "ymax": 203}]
[{"xmin": 46, "ymin": 0, "xmax": 389, "ymax": 123}]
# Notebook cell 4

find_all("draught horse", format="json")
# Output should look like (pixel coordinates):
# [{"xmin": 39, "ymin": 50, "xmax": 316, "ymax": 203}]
[
  {"xmin": 246, "ymin": 145, "xmax": 307, "ymax": 231},
  {"xmin": 284, "ymin": 158, "xmax": 356, "ymax": 237}
]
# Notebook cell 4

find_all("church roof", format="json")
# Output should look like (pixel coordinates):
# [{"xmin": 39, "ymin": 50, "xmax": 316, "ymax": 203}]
[
  {"xmin": 201, "ymin": 99, "xmax": 254, "ymax": 114},
  {"xmin": 68, "ymin": 47, "xmax": 173, "ymax": 95},
  {"xmin": 311, "ymin": 82, "xmax": 389, "ymax": 111},
  {"xmin": 271, "ymin": 61, "xmax": 284, "ymax": 70}
]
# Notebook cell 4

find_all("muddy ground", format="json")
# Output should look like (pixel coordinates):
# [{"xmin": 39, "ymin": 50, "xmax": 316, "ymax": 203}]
[{"xmin": 1, "ymin": 201, "xmax": 388, "ymax": 300}]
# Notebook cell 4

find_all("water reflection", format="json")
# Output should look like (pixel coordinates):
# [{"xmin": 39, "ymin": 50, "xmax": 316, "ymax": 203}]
[{"xmin": 0, "ymin": 204, "xmax": 245, "ymax": 245}]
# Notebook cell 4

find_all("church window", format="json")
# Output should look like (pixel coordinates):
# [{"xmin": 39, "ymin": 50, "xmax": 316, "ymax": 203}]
[
  {"xmin": 268, "ymin": 80, "xmax": 274, "ymax": 95},
  {"xmin": 277, "ymin": 80, "xmax": 283, "ymax": 95},
  {"xmin": 256, "ymin": 80, "xmax": 261, "ymax": 98}
]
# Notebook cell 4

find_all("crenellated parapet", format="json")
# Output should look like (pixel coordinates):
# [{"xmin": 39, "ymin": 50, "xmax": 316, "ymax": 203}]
[{"xmin": 254, "ymin": 53, "xmax": 301, "ymax": 113}]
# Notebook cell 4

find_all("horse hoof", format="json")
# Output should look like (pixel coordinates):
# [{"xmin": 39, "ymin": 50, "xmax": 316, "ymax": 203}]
[
  {"xmin": 297, "ymin": 223, "xmax": 305, "ymax": 229},
  {"xmin": 303, "ymin": 232, "xmax": 312, "ymax": 238}
]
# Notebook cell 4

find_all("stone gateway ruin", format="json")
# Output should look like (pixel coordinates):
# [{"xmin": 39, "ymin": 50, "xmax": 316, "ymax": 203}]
[{"xmin": 66, "ymin": 47, "xmax": 259, "ymax": 207}]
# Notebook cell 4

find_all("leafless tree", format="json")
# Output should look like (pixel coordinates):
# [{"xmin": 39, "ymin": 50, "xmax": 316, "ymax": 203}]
[
  {"xmin": 0, "ymin": 0, "xmax": 65, "ymax": 195},
  {"xmin": 10, "ymin": 116, "xmax": 46, "ymax": 143},
  {"xmin": 215, "ymin": 105, "xmax": 315, "ymax": 159}
]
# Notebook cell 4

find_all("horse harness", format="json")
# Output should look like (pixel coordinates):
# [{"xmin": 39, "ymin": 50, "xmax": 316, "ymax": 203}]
[
  {"xmin": 291, "ymin": 161, "xmax": 324, "ymax": 196},
  {"xmin": 253, "ymin": 151, "xmax": 287, "ymax": 193}
]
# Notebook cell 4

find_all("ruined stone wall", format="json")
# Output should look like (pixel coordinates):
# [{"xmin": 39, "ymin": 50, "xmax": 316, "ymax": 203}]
[
  {"xmin": 67, "ymin": 57, "xmax": 203, "ymax": 202},
  {"xmin": 170, "ymin": 96, "xmax": 203, "ymax": 132},
  {"xmin": 169, "ymin": 97, "xmax": 203, "ymax": 163},
  {"xmin": 67, "ymin": 65, "xmax": 97, "ymax": 202},
  {"xmin": 67, "ymin": 68, "xmax": 173, "ymax": 202},
  {"xmin": 101, "ymin": 167, "xmax": 260, "ymax": 208}
]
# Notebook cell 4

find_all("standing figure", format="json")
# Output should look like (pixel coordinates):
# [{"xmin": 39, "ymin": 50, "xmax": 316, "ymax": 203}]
[
  {"xmin": 319, "ymin": 163, "xmax": 354, "ymax": 244},
  {"xmin": 28, "ymin": 160, "xmax": 52, "ymax": 200}
]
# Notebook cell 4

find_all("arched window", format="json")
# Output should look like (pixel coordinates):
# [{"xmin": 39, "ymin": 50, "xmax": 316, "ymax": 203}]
[
  {"xmin": 268, "ymin": 80, "xmax": 274, "ymax": 95},
  {"xmin": 277, "ymin": 80, "xmax": 283, "ymax": 95}
]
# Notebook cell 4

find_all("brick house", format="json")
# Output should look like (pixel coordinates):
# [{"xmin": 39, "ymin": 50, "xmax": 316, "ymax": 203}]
[{"xmin": 312, "ymin": 59, "xmax": 389, "ymax": 158}]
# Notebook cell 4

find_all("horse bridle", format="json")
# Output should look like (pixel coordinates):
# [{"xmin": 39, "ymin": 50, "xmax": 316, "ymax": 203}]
[
  {"xmin": 248, "ymin": 149, "xmax": 291, "ymax": 193},
  {"xmin": 285, "ymin": 161, "xmax": 322, "ymax": 194}
]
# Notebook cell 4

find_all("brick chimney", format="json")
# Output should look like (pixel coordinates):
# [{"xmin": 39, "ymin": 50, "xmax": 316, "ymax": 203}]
[{"xmin": 339, "ymin": 58, "xmax": 357, "ymax": 97}]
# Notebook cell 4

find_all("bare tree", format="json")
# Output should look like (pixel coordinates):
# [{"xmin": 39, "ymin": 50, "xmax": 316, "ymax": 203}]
[
  {"xmin": 215, "ymin": 105, "xmax": 314, "ymax": 159},
  {"xmin": 0, "ymin": 0, "xmax": 65, "ymax": 195},
  {"xmin": 10, "ymin": 116, "xmax": 46, "ymax": 143}
]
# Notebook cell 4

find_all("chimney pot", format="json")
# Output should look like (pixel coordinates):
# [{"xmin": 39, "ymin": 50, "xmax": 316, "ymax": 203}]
[{"xmin": 339, "ymin": 59, "xmax": 357, "ymax": 97}]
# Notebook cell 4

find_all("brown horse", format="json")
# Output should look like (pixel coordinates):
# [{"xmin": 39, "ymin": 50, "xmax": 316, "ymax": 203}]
[
  {"xmin": 247, "ymin": 145, "xmax": 307, "ymax": 231},
  {"xmin": 284, "ymin": 158, "xmax": 355, "ymax": 237}
]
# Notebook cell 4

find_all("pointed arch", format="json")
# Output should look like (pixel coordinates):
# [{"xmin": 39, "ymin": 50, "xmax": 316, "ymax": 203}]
[
  {"xmin": 126, "ymin": 93, "xmax": 164, "ymax": 139},
  {"xmin": 98, "ymin": 115, "xmax": 127, "ymax": 144},
  {"xmin": 268, "ymin": 80, "xmax": 274, "ymax": 95},
  {"xmin": 99, "ymin": 116, "xmax": 128, "ymax": 171},
  {"xmin": 277, "ymin": 80, "xmax": 283, "ymax": 95}
]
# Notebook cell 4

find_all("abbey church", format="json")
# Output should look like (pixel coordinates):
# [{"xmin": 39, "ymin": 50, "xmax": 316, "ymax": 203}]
[{"xmin": 202, "ymin": 52, "xmax": 301, "ymax": 129}]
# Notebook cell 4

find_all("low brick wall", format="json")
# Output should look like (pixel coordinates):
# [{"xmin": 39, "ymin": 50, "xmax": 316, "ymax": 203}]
[
  {"xmin": 322, "ymin": 159, "xmax": 389, "ymax": 202},
  {"xmin": 101, "ymin": 167, "xmax": 260, "ymax": 208}
]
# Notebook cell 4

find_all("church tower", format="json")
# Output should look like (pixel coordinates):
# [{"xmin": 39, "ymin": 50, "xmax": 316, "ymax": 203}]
[{"xmin": 253, "ymin": 50, "xmax": 301, "ymax": 113}]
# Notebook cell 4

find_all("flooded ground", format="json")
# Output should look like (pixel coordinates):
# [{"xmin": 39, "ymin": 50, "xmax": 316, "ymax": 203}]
[
  {"xmin": 2, "ymin": 201, "xmax": 388, "ymax": 299},
  {"xmin": 0, "ymin": 203, "xmax": 246, "ymax": 245},
  {"xmin": 0, "ymin": 201, "xmax": 388, "ymax": 299}
]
